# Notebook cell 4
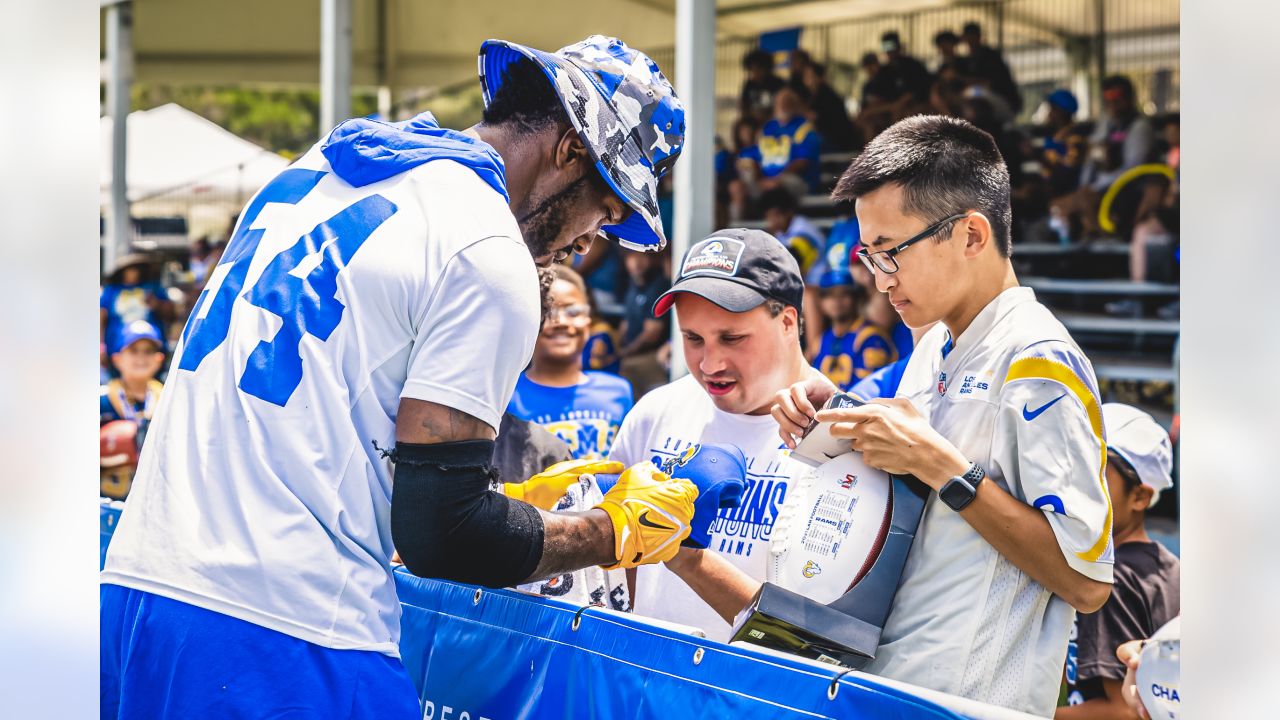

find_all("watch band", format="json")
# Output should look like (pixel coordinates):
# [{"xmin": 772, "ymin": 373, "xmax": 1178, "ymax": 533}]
[
  {"xmin": 940, "ymin": 462, "xmax": 985, "ymax": 512},
  {"xmin": 961, "ymin": 462, "xmax": 985, "ymax": 486}
]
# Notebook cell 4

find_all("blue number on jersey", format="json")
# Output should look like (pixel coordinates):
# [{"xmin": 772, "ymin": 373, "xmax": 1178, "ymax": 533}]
[{"xmin": 178, "ymin": 167, "xmax": 399, "ymax": 406}]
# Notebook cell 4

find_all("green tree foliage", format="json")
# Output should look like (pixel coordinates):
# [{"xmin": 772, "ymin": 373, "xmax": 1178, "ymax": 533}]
[{"xmin": 131, "ymin": 84, "xmax": 378, "ymax": 158}]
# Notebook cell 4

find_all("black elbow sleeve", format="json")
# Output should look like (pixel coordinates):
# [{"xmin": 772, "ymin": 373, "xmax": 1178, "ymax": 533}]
[{"xmin": 389, "ymin": 439, "xmax": 544, "ymax": 587}]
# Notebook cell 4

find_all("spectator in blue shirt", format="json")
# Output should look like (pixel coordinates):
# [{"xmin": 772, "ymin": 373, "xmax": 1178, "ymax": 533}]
[
  {"xmin": 100, "ymin": 253, "xmax": 173, "ymax": 357},
  {"xmin": 729, "ymin": 87, "xmax": 822, "ymax": 222},
  {"xmin": 758, "ymin": 86, "xmax": 822, "ymax": 192},
  {"xmin": 507, "ymin": 265, "xmax": 634, "ymax": 460}
]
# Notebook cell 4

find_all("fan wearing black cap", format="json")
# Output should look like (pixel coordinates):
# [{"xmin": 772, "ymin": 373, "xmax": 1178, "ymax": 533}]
[{"xmin": 607, "ymin": 228, "xmax": 828, "ymax": 642}]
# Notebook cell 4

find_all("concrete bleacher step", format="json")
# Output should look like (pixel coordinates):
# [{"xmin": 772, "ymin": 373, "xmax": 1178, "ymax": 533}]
[
  {"xmin": 1056, "ymin": 311, "xmax": 1179, "ymax": 336},
  {"xmin": 819, "ymin": 151, "xmax": 856, "ymax": 169},
  {"xmin": 738, "ymin": 215, "xmax": 842, "ymax": 232},
  {"xmin": 1010, "ymin": 242, "xmax": 1135, "ymax": 283},
  {"xmin": 1091, "ymin": 357, "xmax": 1177, "ymax": 384},
  {"xmin": 1021, "ymin": 276, "xmax": 1179, "ymax": 297},
  {"xmin": 1013, "ymin": 242, "xmax": 1130, "ymax": 257},
  {"xmin": 799, "ymin": 193, "xmax": 836, "ymax": 210}
]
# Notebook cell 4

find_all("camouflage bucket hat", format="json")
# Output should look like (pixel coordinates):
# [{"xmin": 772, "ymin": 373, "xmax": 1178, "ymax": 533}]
[{"xmin": 479, "ymin": 35, "xmax": 685, "ymax": 252}]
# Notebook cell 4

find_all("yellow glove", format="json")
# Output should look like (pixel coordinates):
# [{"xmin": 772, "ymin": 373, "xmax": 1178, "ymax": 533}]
[
  {"xmin": 503, "ymin": 458, "xmax": 625, "ymax": 510},
  {"xmin": 594, "ymin": 462, "xmax": 698, "ymax": 570}
]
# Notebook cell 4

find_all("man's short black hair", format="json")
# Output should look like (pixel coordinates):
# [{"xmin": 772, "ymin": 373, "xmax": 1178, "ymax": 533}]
[
  {"xmin": 935, "ymin": 30, "xmax": 959, "ymax": 46},
  {"xmin": 481, "ymin": 57, "xmax": 571, "ymax": 135},
  {"xmin": 962, "ymin": 21, "xmax": 982, "ymax": 37},
  {"xmin": 833, "ymin": 114, "xmax": 1013, "ymax": 257},
  {"xmin": 860, "ymin": 52, "xmax": 880, "ymax": 68},
  {"xmin": 743, "ymin": 48, "xmax": 774, "ymax": 72},
  {"xmin": 759, "ymin": 187, "xmax": 799, "ymax": 215}
]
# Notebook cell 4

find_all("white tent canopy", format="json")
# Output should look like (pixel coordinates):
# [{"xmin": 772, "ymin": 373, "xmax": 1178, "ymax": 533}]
[{"xmin": 99, "ymin": 103, "xmax": 288, "ymax": 203}]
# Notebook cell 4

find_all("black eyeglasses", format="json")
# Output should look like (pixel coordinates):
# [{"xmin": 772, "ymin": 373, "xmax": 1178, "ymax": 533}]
[{"xmin": 854, "ymin": 212, "xmax": 970, "ymax": 274}]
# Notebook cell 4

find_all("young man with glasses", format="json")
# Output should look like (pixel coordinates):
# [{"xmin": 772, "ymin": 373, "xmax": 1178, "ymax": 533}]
[{"xmin": 769, "ymin": 115, "xmax": 1114, "ymax": 716}]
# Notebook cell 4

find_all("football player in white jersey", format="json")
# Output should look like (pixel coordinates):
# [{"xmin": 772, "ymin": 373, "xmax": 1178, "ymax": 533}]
[
  {"xmin": 100, "ymin": 37, "xmax": 715, "ymax": 719},
  {"xmin": 771, "ymin": 115, "xmax": 1114, "ymax": 716}
]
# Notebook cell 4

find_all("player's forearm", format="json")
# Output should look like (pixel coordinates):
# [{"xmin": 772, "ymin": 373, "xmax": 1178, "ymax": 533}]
[
  {"xmin": 665, "ymin": 548, "xmax": 760, "ymax": 625},
  {"xmin": 960, "ymin": 480, "xmax": 1111, "ymax": 612},
  {"xmin": 524, "ymin": 508, "xmax": 618, "ymax": 582}
]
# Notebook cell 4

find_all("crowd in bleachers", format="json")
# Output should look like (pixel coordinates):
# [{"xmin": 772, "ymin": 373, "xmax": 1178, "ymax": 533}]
[{"xmin": 99, "ymin": 19, "xmax": 1182, "ymax": 500}]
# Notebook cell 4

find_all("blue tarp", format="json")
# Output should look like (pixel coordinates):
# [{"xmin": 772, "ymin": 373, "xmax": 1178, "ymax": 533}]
[
  {"xmin": 100, "ymin": 501, "xmax": 966, "ymax": 719},
  {"xmin": 396, "ymin": 570, "xmax": 965, "ymax": 719}
]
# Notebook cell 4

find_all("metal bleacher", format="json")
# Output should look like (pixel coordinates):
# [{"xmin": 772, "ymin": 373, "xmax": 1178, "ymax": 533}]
[{"xmin": 754, "ymin": 152, "xmax": 1180, "ymax": 398}]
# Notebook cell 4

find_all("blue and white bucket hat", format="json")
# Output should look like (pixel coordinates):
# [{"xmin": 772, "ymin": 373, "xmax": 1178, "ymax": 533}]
[{"xmin": 479, "ymin": 35, "xmax": 685, "ymax": 252}]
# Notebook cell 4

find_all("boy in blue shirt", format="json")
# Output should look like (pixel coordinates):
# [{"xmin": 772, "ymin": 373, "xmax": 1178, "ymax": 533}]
[
  {"xmin": 508, "ymin": 265, "xmax": 634, "ymax": 460},
  {"xmin": 100, "ymin": 320, "xmax": 166, "ymax": 499}
]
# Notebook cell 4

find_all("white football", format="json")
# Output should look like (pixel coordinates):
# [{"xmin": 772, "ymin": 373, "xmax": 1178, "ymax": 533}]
[{"xmin": 768, "ymin": 452, "xmax": 893, "ymax": 604}]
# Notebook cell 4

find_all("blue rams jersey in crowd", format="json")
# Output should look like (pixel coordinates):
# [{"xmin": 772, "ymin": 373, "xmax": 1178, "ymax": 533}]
[
  {"xmin": 581, "ymin": 323, "xmax": 622, "ymax": 375},
  {"xmin": 507, "ymin": 372, "xmax": 634, "ymax": 460},
  {"xmin": 891, "ymin": 319, "xmax": 914, "ymax": 360},
  {"xmin": 813, "ymin": 319, "xmax": 897, "ymax": 391},
  {"xmin": 745, "ymin": 116, "xmax": 821, "ymax": 191},
  {"xmin": 100, "ymin": 284, "xmax": 165, "ymax": 351}
]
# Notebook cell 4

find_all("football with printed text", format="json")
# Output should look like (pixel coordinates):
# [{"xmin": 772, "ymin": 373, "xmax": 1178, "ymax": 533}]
[{"xmin": 770, "ymin": 452, "xmax": 893, "ymax": 604}]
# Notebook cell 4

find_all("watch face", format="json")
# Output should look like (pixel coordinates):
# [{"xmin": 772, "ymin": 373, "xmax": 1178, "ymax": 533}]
[{"xmin": 940, "ymin": 479, "xmax": 971, "ymax": 509}]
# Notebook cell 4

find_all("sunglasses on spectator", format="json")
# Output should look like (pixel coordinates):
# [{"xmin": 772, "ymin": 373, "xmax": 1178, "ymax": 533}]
[
  {"xmin": 546, "ymin": 304, "xmax": 592, "ymax": 325},
  {"xmin": 854, "ymin": 212, "xmax": 970, "ymax": 274}
]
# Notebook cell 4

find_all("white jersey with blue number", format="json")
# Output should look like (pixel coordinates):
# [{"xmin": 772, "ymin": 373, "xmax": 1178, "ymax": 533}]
[
  {"xmin": 864, "ymin": 286, "xmax": 1113, "ymax": 717},
  {"xmin": 101, "ymin": 147, "xmax": 540, "ymax": 656}
]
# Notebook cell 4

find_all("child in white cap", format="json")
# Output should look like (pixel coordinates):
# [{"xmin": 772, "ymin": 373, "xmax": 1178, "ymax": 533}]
[{"xmin": 1059, "ymin": 403, "xmax": 1180, "ymax": 717}]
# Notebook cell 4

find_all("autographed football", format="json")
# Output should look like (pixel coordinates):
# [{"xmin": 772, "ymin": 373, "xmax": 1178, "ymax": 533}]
[{"xmin": 769, "ymin": 452, "xmax": 893, "ymax": 604}]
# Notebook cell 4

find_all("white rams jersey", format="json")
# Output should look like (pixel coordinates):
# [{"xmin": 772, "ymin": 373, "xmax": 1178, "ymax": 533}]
[
  {"xmin": 865, "ymin": 286, "xmax": 1113, "ymax": 717},
  {"xmin": 101, "ymin": 147, "xmax": 540, "ymax": 656}
]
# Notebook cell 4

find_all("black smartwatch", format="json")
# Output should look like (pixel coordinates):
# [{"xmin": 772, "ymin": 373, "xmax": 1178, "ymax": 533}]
[{"xmin": 939, "ymin": 462, "xmax": 986, "ymax": 512}]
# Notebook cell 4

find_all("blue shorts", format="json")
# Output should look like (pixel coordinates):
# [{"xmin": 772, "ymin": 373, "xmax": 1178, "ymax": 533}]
[{"xmin": 101, "ymin": 584, "xmax": 421, "ymax": 720}]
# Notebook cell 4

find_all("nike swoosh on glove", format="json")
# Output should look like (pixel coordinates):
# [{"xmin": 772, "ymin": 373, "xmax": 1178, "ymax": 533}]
[
  {"xmin": 660, "ymin": 443, "xmax": 747, "ymax": 549},
  {"xmin": 505, "ymin": 458, "xmax": 625, "ymax": 510},
  {"xmin": 594, "ymin": 462, "xmax": 697, "ymax": 569}
]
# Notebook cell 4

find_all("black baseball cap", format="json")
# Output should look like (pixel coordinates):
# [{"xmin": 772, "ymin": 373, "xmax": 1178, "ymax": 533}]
[{"xmin": 652, "ymin": 228, "xmax": 804, "ymax": 317}]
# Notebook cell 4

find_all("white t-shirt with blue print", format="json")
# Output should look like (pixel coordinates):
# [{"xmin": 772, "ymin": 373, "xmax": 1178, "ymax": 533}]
[{"xmin": 608, "ymin": 374, "xmax": 812, "ymax": 643}]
